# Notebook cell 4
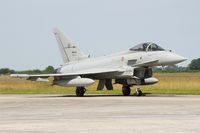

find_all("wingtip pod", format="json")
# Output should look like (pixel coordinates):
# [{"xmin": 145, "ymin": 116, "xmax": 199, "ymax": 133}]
[{"xmin": 10, "ymin": 74, "xmax": 29, "ymax": 79}]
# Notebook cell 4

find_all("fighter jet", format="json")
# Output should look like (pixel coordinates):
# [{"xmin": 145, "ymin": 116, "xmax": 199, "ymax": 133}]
[{"xmin": 11, "ymin": 28, "xmax": 187, "ymax": 96}]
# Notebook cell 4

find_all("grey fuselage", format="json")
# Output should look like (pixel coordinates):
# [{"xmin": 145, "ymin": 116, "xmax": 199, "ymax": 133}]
[{"xmin": 59, "ymin": 50, "xmax": 185, "ymax": 79}]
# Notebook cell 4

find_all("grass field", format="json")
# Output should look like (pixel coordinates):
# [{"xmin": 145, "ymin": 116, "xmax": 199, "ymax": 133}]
[{"xmin": 0, "ymin": 73, "xmax": 200, "ymax": 94}]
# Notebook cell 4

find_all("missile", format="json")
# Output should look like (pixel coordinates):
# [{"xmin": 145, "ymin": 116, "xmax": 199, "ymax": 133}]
[{"xmin": 53, "ymin": 76, "xmax": 95, "ymax": 87}]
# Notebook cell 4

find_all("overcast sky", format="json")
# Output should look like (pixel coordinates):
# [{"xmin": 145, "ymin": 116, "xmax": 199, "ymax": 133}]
[{"xmin": 0, "ymin": 0, "xmax": 199, "ymax": 70}]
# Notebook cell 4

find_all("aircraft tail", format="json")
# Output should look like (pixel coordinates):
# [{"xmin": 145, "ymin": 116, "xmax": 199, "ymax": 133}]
[{"xmin": 53, "ymin": 27, "xmax": 88, "ymax": 63}]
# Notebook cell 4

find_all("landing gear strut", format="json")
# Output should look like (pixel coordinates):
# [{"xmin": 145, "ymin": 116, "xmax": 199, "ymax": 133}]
[
  {"xmin": 76, "ymin": 87, "xmax": 86, "ymax": 97},
  {"xmin": 122, "ymin": 86, "xmax": 131, "ymax": 96},
  {"xmin": 135, "ymin": 87, "xmax": 143, "ymax": 96}
]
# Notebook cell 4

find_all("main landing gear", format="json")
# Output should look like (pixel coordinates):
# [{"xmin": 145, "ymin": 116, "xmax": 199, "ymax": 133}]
[
  {"xmin": 76, "ymin": 86, "xmax": 144, "ymax": 97},
  {"xmin": 122, "ymin": 86, "xmax": 131, "ymax": 96},
  {"xmin": 76, "ymin": 87, "xmax": 86, "ymax": 97}
]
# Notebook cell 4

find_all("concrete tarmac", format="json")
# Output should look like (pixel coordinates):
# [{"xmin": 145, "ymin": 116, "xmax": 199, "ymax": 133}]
[{"xmin": 0, "ymin": 94, "xmax": 200, "ymax": 133}]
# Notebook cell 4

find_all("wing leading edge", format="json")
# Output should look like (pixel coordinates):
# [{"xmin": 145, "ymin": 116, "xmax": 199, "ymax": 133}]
[{"xmin": 11, "ymin": 68, "xmax": 124, "ymax": 80}]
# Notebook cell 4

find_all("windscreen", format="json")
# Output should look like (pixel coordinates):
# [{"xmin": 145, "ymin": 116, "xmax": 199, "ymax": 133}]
[
  {"xmin": 130, "ymin": 42, "xmax": 165, "ymax": 52},
  {"xmin": 147, "ymin": 43, "xmax": 165, "ymax": 51}
]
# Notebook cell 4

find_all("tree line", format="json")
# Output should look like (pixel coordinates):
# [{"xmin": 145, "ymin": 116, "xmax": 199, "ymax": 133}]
[
  {"xmin": 0, "ymin": 58, "xmax": 200, "ymax": 75},
  {"xmin": 0, "ymin": 66, "xmax": 55, "ymax": 75}
]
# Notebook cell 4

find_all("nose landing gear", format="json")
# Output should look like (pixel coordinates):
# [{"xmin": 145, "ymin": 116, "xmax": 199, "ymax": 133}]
[{"xmin": 135, "ymin": 87, "xmax": 143, "ymax": 96}]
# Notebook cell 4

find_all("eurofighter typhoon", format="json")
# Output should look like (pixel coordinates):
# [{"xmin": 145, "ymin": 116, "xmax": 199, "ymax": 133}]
[{"xmin": 11, "ymin": 28, "xmax": 187, "ymax": 96}]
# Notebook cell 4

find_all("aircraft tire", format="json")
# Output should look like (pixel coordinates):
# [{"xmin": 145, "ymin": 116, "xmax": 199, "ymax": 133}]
[
  {"xmin": 136, "ymin": 90, "xmax": 143, "ymax": 96},
  {"xmin": 76, "ymin": 87, "xmax": 86, "ymax": 97},
  {"xmin": 122, "ymin": 86, "xmax": 131, "ymax": 96}
]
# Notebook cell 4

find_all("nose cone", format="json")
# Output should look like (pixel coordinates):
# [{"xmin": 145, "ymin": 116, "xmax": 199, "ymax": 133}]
[
  {"xmin": 159, "ymin": 52, "xmax": 187, "ymax": 66},
  {"xmin": 172, "ymin": 54, "xmax": 187, "ymax": 64}
]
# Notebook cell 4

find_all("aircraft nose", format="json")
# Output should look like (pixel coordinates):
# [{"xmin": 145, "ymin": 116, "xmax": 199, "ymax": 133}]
[
  {"xmin": 172, "ymin": 54, "xmax": 187, "ymax": 64},
  {"xmin": 159, "ymin": 52, "xmax": 187, "ymax": 66}
]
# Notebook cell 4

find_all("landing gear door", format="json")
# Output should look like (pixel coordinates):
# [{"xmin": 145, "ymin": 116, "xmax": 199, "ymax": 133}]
[{"xmin": 121, "ymin": 67, "xmax": 134, "ymax": 77}]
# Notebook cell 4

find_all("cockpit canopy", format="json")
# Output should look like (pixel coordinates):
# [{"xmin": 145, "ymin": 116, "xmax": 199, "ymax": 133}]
[{"xmin": 130, "ymin": 42, "xmax": 165, "ymax": 52}]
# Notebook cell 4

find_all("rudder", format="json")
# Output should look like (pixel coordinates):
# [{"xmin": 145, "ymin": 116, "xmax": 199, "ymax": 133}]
[{"xmin": 53, "ymin": 27, "xmax": 88, "ymax": 63}]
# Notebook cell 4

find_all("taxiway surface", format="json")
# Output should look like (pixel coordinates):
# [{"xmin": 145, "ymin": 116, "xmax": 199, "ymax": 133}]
[{"xmin": 0, "ymin": 94, "xmax": 200, "ymax": 133}]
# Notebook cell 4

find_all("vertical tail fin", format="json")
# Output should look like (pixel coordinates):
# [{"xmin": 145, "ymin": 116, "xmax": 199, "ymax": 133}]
[{"xmin": 53, "ymin": 27, "xmax": 88, "ymax": 63}]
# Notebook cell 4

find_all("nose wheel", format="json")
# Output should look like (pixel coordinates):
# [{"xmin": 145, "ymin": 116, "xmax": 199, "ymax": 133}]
[
  {"xmin": 76, "ymin": 87, "xmax": 86, "ymax": 97},
  {"xmin": 135, "ymin": 87, "xmax": 143, "ymax": 96}
]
